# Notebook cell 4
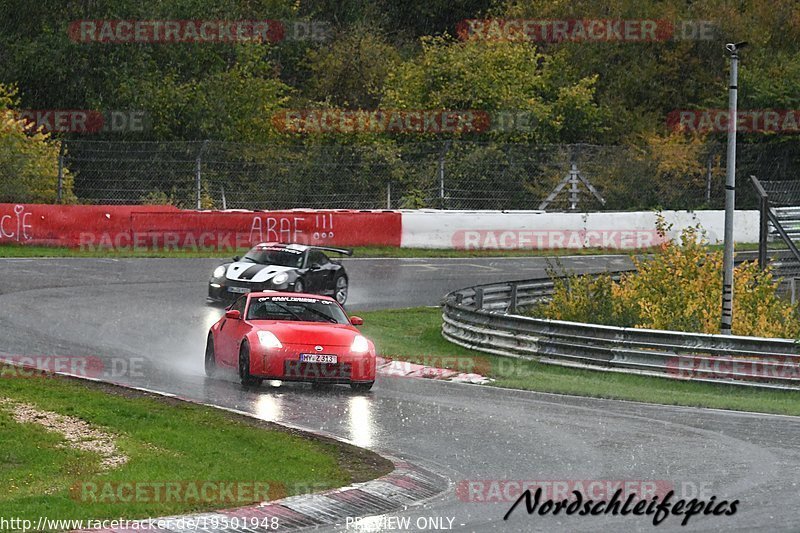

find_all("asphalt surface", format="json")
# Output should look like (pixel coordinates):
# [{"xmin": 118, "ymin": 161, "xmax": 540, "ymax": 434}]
[{"xmin": 1, "ymin": 255, "xmax": 799, "ymax": 532}]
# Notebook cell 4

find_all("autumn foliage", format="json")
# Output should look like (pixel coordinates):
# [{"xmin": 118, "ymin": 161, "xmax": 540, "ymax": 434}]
[{"xmin": 536, "ymin": 222, "xmax": 800, "ymax": 338}]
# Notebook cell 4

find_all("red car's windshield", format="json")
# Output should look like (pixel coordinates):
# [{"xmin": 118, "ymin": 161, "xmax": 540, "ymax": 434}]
[{"xmin": 247, "ymin": 296, "xmax": 349, "ymax": 324}]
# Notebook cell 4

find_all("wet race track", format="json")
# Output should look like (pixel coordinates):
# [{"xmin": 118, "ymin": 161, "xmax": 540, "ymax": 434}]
[{"xmin": 2, "ymin": 256, "xmax": 800, "ymax": 532}]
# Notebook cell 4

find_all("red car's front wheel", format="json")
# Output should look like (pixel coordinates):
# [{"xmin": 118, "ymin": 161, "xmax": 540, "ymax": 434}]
[
  {"xmin": 204, "ymin": 334, "xmax": 217, "ymax": 378},
  {"xmin": 238, "ymin": 342, "xmax": 262, "ymax": 386}
]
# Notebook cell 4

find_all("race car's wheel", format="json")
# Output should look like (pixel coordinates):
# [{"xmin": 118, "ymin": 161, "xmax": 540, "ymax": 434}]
[
  {"xmin": 350, "ymin": 381, "xmax": 373, "ymax": 392},
  {"xmin": 204, "ymin": 334, "xmax": 218, "ymax": 378},
  {"xmin": 238, "ymin": 342, "xmax": 261, "ymax": 386},
  {"xmin": 334, "ymin": 275, "xmax": 348, "ymax": 305},
  {"xmin": 294, "ymin": 279, "xmax": 304, "ymax": 293}
]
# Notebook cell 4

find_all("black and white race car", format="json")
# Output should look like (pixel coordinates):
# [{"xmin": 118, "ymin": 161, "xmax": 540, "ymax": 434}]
[{"xmin": 207, "ymin": 243, "xmax": 352, "ymax": 305}]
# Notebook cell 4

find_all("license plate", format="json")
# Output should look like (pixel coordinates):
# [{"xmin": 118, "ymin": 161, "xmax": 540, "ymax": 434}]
[
  {"xmin": 228, "ymin": 286, "xmax": 251, "ymax": 294},
  {"xmin": 299, "ymin": 354, "xmax": 338, "ymax": 364}
]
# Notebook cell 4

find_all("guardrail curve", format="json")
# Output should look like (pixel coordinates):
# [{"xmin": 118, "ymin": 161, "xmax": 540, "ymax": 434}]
[{"xmin": 442, "ymin": 266, "xmax": 800, "ymax": 390}]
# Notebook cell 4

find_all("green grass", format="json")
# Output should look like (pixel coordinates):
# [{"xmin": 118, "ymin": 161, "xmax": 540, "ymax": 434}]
[
  {"xmin": 357, "ymin": 307, "xmax": 800, "ymax": 416},
  {"xmin": 0, "ymin": 242, "xmax": 769, "ymax": 259},
  {"xmin": 0, "ymin": 372, "xmax": 391, "ymax": 527}
]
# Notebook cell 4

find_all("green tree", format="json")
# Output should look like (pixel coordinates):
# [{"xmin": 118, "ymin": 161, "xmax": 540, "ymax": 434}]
[
  {"xmin": 304, "ymin": 26, "xmax": 400, "ymax": 108},
  {"xmin": 0, "ymin": 84, "xmax": 74, "ymax": 203},
  {"xmin": 381, "ymin": 36, "xmax": 607, "ymax": 143}
]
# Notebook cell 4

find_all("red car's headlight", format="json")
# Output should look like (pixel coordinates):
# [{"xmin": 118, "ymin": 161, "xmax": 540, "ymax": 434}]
[
  {"xmin": 257, "ymin": 331, "xmax": 283, "ymax": 349},
  {"xmin": 350, "ymin": 335, "xmax": 369, "ymax": 353}
]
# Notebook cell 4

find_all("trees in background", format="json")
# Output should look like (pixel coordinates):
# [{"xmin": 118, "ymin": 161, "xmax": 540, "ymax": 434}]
[
  {"xmin": 0, "ymin": 84, "xmax": 73, "ymax": 203},
  {"xmin": 1, "ymin": 0, "xmax": 800, "ymax": 203}
]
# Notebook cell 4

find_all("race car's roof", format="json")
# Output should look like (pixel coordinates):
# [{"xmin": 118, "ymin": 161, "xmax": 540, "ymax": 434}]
[
  {"xmin": 252, "ymin": 243, "xmax": 353, "ymax": 256},
  {"xmin": 253, "ymin": 242, "xmax": 308, "ymax": 253}
]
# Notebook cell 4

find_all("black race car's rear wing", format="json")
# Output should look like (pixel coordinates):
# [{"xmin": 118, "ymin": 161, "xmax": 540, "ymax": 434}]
[{"xmin": 312, "ymin": 246, "xmax": 353, "ymax": 256}]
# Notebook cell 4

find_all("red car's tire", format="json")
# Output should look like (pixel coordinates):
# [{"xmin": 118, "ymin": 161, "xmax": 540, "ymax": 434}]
[
  {"xmin": 238, "ymin": 342, "xmax": 262, "ymax": 386},
  {"xmin": 350, "ymin": 381, "xmax": 374, "ymax": 392},
  {"xmin": 204, "ymin": 334, "xmax": 218, "ymax": 378}
]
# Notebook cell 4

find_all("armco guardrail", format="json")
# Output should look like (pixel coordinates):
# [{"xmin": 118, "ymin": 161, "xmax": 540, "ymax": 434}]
[{"xmin": 442, "ymin": 270, "xmax": 800, "ymax": 389}]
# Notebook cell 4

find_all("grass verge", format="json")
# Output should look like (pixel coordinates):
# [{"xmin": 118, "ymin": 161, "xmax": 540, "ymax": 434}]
[
  {"xmin": 357, "ymin": 307, "xmax": 800, "ymax": 416},
  {"xmin": 0, "ymin": 371, "xmax": 392, "ymax": 526}
]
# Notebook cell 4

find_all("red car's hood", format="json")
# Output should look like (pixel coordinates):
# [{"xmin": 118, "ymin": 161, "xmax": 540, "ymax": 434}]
[{"xmin": 251, "ymin": 321, "xmax": 361, "ymax": 347}]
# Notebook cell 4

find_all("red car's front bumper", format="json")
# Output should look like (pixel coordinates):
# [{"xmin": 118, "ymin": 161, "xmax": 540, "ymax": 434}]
[{"xmin": 249, "ymin": 343, "xmax": 376, "ymax": 384}]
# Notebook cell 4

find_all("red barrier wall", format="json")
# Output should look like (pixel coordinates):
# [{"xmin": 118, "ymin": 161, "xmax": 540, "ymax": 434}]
[{"xmin": 0, "ymin": 204, "xmax": 401, "ymax": 249}]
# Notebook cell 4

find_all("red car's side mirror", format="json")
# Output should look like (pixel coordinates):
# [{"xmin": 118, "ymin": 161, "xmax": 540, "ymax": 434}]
[
  {"xmin": 225, "ymin": 310, "xmax": 241, "ymax": 320},
  {"xmin": 349, "ymin": 316, "xmax": 364, "ymax": 326}
]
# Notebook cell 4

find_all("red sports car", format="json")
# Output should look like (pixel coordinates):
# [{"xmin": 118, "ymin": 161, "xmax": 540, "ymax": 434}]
[{"xmin": 204, "ymin": 292, "xmax": 376, "ymax": 391}]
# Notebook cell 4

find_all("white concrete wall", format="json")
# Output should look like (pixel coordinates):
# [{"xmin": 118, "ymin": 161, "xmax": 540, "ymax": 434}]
[{"xmin": 400, "ymin": 210, "xmax": 759, "ymax": 249}]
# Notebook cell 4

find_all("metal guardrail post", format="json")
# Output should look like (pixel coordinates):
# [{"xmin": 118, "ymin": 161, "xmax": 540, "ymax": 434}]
[
  {"xmin": 508, "ymin": 283, "xmax": 518, "ymax": 314},
  {"xmin": 474, "ymin": 287, "xmax": 484, "ymax": 309}
]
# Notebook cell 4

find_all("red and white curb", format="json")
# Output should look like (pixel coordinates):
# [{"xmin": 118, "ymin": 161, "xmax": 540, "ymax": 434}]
[
  {"xmin": 377, "ymin": 356, "xmax": 493, "ymax": 385},
  {"xmin": 72, "ymin": 458, "xmax": 446, "ymax": 532}
]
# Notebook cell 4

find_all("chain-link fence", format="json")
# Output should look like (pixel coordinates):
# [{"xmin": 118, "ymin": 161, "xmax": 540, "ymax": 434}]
[{"xmin": 6, "ymin": 139, "xmax": 800, "ymax": 211}]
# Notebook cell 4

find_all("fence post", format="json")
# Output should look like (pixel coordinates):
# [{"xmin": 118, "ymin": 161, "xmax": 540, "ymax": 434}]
[
  {"xmin": 195, "ymin": 140, "xmax": 209, "ymax": 210},
  {"xmin": 57, "ymin": 142, "xmax": 65, "ymax": 204},
  {"xmin": 387, "ymin": 181, "xmax": 391, "ymax": 209},
  {"xmin": 569, "ymin": 163, "xmax": 579, "ymax": 210},
  {"xmin": 758, "ymin": 190, "xmax": 768, "ymax": 270},
  {"xmin": 750, "ymin": 175, "xmax": 769, "ymax": 270},
  {"xmin": 438, "ymin": 140, "xmax": 450, "ymax": 209}
]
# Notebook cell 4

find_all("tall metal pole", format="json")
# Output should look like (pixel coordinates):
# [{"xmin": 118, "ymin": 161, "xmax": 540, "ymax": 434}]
[{"xmin": 721, "ymin": 42, "xmax": 746, "ymax": 335}]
